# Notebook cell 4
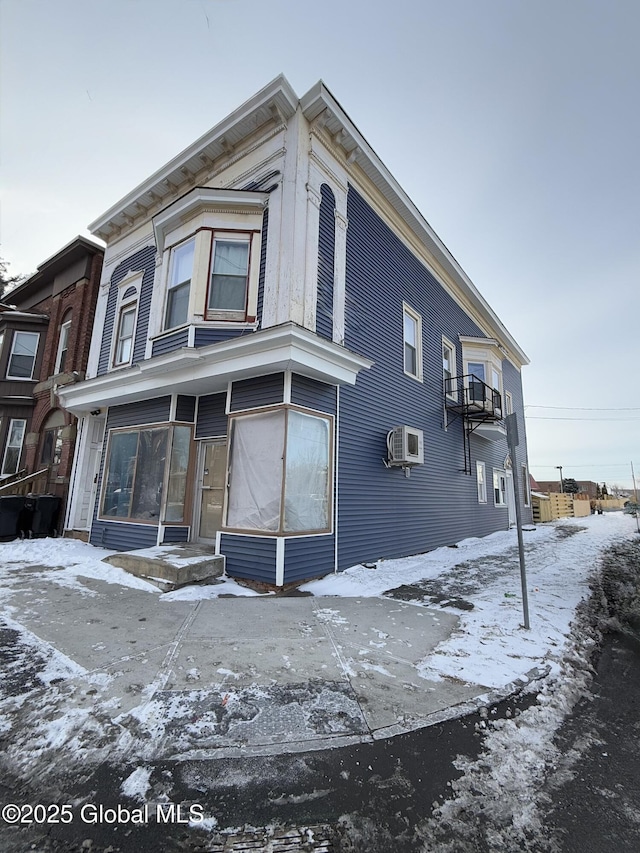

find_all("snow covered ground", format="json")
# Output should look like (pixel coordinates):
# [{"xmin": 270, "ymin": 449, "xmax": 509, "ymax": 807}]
[{"xmin": 0, "ymin": 512, "xmax": 637, "ymax": 851}]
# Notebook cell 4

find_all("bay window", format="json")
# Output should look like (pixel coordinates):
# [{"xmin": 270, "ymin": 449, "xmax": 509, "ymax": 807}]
[
  {"xmin": 7, "ymin": 331, "xmax": 39, "ymax": 379},
  {"xmin": 226, "ymin": 406, "xmax": 333, "ymax": 535},
  {"xmin": 100, "ymin": 424, "xmax": 192, "ymax": 524},
  {"xmin": 165, "ymin": 238, "xmax": 195, "ymax": 330},
  {"xmin": 207, "ymin": 236, "xmax": 251, "ymax": 319}
]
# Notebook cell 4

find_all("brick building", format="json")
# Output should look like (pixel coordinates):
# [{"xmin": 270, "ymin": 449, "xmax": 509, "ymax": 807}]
[{"xmin": 0, "ymin": 237, "xmax": 103, "ymax": 526}]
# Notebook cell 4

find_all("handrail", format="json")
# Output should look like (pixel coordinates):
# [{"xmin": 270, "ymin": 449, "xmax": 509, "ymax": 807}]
[
  {"xmin": 0, "ymin": 467, "xmax": 50, "ymax": 495},
  {"xmin": 444, "ymin": 373, "xmax": 502, "ymax": 415}
]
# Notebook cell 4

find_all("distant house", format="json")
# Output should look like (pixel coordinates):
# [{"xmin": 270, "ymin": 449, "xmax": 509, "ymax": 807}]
[
  {"xmin": 59, "ymin": 76, "xmax": 532, "ymax": 584},
  {"xmin": 0, "ymin": 237, "xmax": 103, "ymax": 525},
  {"xmin": 535, "ymin": 480, "xmax": 598, "ymax": 499}
]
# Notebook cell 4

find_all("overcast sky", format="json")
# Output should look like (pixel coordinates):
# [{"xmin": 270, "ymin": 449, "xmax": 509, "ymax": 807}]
[{"xmin": 1, "ymin": 0, "xmax": 638, "ymax": 489}]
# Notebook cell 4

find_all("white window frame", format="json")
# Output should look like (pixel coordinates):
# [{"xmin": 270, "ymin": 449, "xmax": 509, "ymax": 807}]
[
  {"xmin": 164, "ymin": 236, "xmax": 195, "ymax": 331},
  {"xmin": 402, "ymin": 303, "xmax": 423, "ymax": 381},
  {"xmin": 7, "ymin": 331, "xmax": 40, "ymax": 380},
  {"xmin": 443, "ymin": 336, "xmax": 457, "ymax": 399},
  {"xmin": 54, "ymin": 318, "xmax": 72, "ymax": 374},
  {"xmin": 476, "ymin": 461, "xmax": 487, "ymax": 503},
  {"xmin": 493, "ymin": 468, "xmax": 507, "ymax": 506},
  {"xmin": 505, "ymin": 391, "xmax": 513, "ymax": 415},
  {"xmin": 2, "ymin": 418, "xmax": 27, "ymax": 475},
  {"xmin": 113, "ymin": 302, "xmax": 138, "ymax": 367}
]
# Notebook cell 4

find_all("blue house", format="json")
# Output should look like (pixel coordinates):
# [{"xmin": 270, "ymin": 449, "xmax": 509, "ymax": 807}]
[{"xmin": 60, "ymin": 76, "xmax": 532, "ymax": 586}]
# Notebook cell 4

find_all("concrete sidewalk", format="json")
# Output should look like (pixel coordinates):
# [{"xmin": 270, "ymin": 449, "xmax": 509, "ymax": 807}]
[{"xmin": 3, "ymin": 571, "xmax": 498, "ymax": 761}]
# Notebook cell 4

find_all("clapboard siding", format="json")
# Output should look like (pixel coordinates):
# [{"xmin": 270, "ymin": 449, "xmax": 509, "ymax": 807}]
[
  {"xmin": 176, "ymin": 395, "xmax": 196, "ymax": 423},
  {"xmin": 284, "ymin": 536, "xmax": 335, "ymax": 583},
  {"xmin": 316, "ymin": 184, "xmax": 335, "ymax": 341},
  {"xmin": 90, "ymin": 520, "xmax": 157, "ymax": 551},
  {"xmin": 194, "ymin": 327, "xmax": 251, "ymax": 348},
  {"xmin": 290, "ymin": 375, "xmax": 337, "ymax": 414},
  {"xmin": 220, "ymin": 534, "xmax": 277, "ymax": 582},
  {"xmin": 152, "ymin": 329, "xmax": 189, "ymax": 356},
  {"xmin": 338, "ymin": 186, "xmax": 520, "ymax": 570},
  {"xmin": 196, "ymin": 393, "xmax": 227, "ymax": 438},
  {"xmin": 97, "ymin": 246, "xmax": 156, "ymax": 375},
  {"xmin": 105, "ymin": 397, "xmax": 171, "ymax": 430},
  {"xmin": 162, "ymin": 526, "xmax": 190, "ymax": 543},
  {"xmin": 230, "ymin": 374, "xmax": 284, "ymax": 411}
]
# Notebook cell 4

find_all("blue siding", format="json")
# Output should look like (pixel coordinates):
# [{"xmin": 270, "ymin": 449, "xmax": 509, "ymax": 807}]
[
  {"xmin": 316, "ymin": 184, "xmax": 335, "ymax": 341},
  {"xmin": 194, "ymin": 327, "xmax": 251, "ymax": 348},
  {"xmin": 162, "ymin": 526, "xmax": 190, "ymax": 543},
  {"xmin": 195, "ymin": 393, "xmax": 227, "ymax": 438},
  {"xmin": 284, "ymin": 536, "xmax": 335, "ymax": 584},
  {"xmin": 152, "ymin": 329, "xmax": 189, "ymax": 357},
  {"xmin": 90, "ymin": 520, "xmax": 157, "ymax": 551},
  {"xmin": 220, "ymin": 534, "xmax": 276, "ymax": 583},
  {"xmin": 106, "ymin": 397, "xmax": 171, "ymax": 430},
  {"xmin": 230, "ymin": 374, "xmax": 284, "ymax": 411},
  {"xmin": 176, "ymin": 395, "xmax": 196, "ymax": 423},
  {"xmin": 256, "ymin": 207, "xmax": 268, "ymax": 328},
  {"xmin": 291, "ymin": 374, "xmax": 337, "ymax": 414},
  {"xmin": 338, "ymin": 186, "xmax": 524, "ymax": 570},
  {"xmin": 97, "ymin": 246, "xmax": 156, "ymax": 375}
]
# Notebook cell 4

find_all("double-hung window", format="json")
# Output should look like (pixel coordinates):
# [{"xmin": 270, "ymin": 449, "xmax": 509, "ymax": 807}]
[
  {"xmin": 207, "ymin": 235, "xmax": 251, "ymax": 319},
  {"xmin": 403, "ymin": 304, "xmax": 422, "ymax": 380},
  {"xmin": 476, "ymin": 461, "xmax": 487, "ymax": 503},
  {"xmin": 114, "ymin": 304, "xmax": 136, "ymax": 366},
  {"xmin": 55, "ymin": 318, "xmax": 71, "ymax": 374},
  {"xmin": 2, "ymin": 418, "xmax": 26, "ymax": 475},
  {"xmin": 493, "ymin": 468, "xmax": 507, "ymax": 506},
  {"xmin": 7, "ymin": 331, "xmax": 39, "ymax": 379},
  {"xmin": 165, "ymin": 238, "xmax": 194, "ymax": 330},
  {"xmin": 443, "ymin": 337, "xmax": 457, "ymax": 398}
]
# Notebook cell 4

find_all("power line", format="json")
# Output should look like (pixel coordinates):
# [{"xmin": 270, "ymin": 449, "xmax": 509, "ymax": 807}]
[{"xmin": 525, "ymin": 405, "xmax": 640, "ymax": 411}]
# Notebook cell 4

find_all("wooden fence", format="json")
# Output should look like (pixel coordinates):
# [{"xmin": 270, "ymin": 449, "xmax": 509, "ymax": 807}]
[{"xmin": 531, "ymin": 492, "xmax": 623, "ymax": 523}]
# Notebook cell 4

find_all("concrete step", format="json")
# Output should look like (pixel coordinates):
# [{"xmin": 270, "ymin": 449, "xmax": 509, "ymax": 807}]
[{"xmin": 102, "ymin": 544, "xmax": 225, "ymax": 591}]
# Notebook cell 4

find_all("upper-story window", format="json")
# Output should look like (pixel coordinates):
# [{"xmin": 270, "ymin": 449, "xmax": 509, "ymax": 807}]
[
  {"xmin": 55, "ymin": 317, "xmax": 72, "ymax": 374},
  {"xmin": 7, "ymin": 331, "xmax": 39, "ymax": 380},
  {"xmin": 114, "ymin": 303, "xmax": 137, "ymax": 366},
  {"xmin": 443, "ymin": 337, "xmax": 457, "ymax": 399},
  {"xmin": 164, "ymin": 238, "xmax": 195, "ymax": 330},
  {"xmin": 403, "ymin": 304, "xmax": 422, "ymax": 381},
  {"xmin": 153, "ymin": 187, "xmax": 267, "ymax": 336},
  {"xmin": 460, "ymin": 337, "xmax": 504, "ymax": 415},
  {"xmin": 207, "ymin": 235, "xmax": 251, "ymax": 320}
]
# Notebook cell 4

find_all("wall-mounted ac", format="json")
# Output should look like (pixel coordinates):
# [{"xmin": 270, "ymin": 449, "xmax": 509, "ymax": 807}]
[{"xmin": 387, "ymin": 425, "xmax": 424, "ymax": 466}]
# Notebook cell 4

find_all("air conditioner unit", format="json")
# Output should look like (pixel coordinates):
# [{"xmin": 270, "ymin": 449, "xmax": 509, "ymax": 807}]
[{"xmin": 387, "ymin": 425, "xmax": 424, "ymax": 466}]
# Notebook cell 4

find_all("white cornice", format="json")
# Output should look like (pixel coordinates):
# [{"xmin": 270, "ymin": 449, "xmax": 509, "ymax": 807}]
[
  {"xmin": 89, "ymin": 75, "xmax": 297, "ymax": 239},
  {"xmin": 57, "ymin": 323, "xmax": 373, "ymax": 415}
]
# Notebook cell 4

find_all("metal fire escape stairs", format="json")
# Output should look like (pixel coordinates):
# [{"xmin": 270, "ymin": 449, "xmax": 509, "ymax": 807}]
[{"xmin": 443, "ymin": 374, "xmax": 505, "ymax": 474}]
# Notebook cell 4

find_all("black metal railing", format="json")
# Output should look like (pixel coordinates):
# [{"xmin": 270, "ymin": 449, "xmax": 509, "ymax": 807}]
[{"xmin": 444, "ymin": 374, "xmax": 503, "ymax": 419}]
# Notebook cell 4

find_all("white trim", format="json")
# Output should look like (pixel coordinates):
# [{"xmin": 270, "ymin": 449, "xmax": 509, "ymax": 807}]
[
  {"xmin": 476, "ymin": 460, "xmax": 487, "ymax": 503},
  {"xmin": 58, "ymin": 323, "xmax": 373, "ymax": 415},
  {"xmin": 493, "ymin": 468, "xmax": 507, "ymax": 507},
  {"xmin": 54, "ymin": 318, "xmax": 72, "ymax": 374},
  {"xmin": 442, "ymin": 335, "xmax": 457, "ymax": 400},
  {"xmin": 283, "ymin": 370, "xmax": 292, "ymax": 404},
  {"xmin": 334, "ymin": 385, "xmax": 340, "ymax": 573},
  {"xmin": 275, "ymin": 537, "xmax": 285, "ymax": 586},
  {"xmin": 225, "ymin": 381, "xmax": 233, "ymax": 415}
]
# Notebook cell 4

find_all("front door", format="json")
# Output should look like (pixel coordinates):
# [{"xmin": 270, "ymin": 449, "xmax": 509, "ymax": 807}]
[{"xmin": 196, "ymin": 440, "xmax": 227, "ymax": 542}]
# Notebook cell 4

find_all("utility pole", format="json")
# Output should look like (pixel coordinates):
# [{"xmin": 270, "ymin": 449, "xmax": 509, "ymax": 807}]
[
  {"xmin": 556, "ymin": 465, "xmax": 564, "ymax": 493},
  {"xmin": 506, "ymin": 414, "xmax": 530, "ymax": 630}
]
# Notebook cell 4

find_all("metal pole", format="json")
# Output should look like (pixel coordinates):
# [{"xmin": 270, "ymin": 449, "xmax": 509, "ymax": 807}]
[
  {"xmin": 556, "ymin": 465, "xmax": 564, "ymax": 493},
  {"xmin": 632, "ymin": 461, "xmax": 640, "ymax": 535},
  {"xmin": 506, "ymin": 414, "xmax": 530, "ymax": 630}
]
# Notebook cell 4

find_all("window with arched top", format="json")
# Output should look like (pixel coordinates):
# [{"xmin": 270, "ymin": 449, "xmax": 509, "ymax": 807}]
[{"xmin": 40, "ymin": 409, "xmax": 65, "ymax": 467}]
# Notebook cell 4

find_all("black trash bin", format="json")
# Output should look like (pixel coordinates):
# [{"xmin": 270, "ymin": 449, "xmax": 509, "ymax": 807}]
[
  {"xmin": 29, "ymin": 495, "xmax": 62, "ymax": 538},
  {"xmin": 0, "ymin": 495, "xmax": 27, "ymax": 540}
]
